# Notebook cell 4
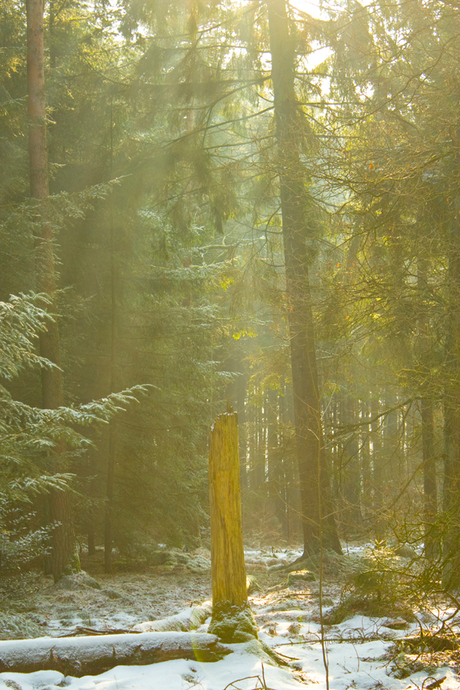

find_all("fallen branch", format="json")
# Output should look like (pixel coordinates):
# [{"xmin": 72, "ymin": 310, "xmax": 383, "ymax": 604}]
[
  {"xmin": 0, "ymin": 631, "xmax": 231, "ymax": 676},
  {"xmin": 58, "ymin": 626, "xmax": 136, "ymax": 637}
]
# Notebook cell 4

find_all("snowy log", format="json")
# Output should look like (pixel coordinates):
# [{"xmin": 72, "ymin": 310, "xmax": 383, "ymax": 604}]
[
  {"xmin": 0, "ymin": 631, "xmax": 231, "ymax": 676},
  {"xmin": 131, "ymin": 603, "xmax": 211, "ymax": 633}
]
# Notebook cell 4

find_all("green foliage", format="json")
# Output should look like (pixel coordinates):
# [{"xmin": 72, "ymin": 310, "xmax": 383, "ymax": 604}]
[
  {"xmin": 324, "ymin": 544, "xmax": 421, "ymax": 624},
  {"xmin": 0, "ymin": 293, "xmax": 145, "ymax": 569}
]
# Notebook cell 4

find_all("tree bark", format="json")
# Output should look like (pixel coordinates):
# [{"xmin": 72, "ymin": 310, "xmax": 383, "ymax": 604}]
[
  {"xmin": 105, "ymin": 100, "xmax": 117, "ymax": 574},
  {"xmin": 0, "ymin": 632, "xmax": 230, "ymax": 676},
  {"xmin": 340, "ymin": 392, "xmax": 362, "ymax": 535},
  {"xmin": 209, "ymin": 409, "xmax": 247, "ymax": 609},
  {"xmin": 26, "ymin": 0, "xmax": 75, "ymax": 582},
  {"xmin": 421, "ymin": 395, "xmax": 437, "ymax": 558},
  {"xmin": 442, "ymin": 216, "xmax": 460, "ymax": 587},
  {"xmin": 267, "ymin": 0, "xmax": 341, "ymax": 556},
  {"xmin": 370, "ymin": 393, "xmax": 386, "ymax": 540},
  {"xmin": 104, "ymin": 423, "xmax": 116, "ymax": 573},
  {"xmin": 360, "ymin": 400, "xmax": 372, "ymax": 523},
  {"xmin": 417, "ymin": 259, "xmax": 438, "ymax": 559}
]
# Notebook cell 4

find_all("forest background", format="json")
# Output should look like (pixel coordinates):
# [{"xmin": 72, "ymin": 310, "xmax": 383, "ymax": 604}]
[{"xmin": 2, "ymin": 0, "xmax": 460, "ymax": 597}]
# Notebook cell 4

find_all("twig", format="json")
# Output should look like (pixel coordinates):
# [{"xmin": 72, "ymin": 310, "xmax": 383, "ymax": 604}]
[
  {"xmin": 222, "ymin": 674, "xmax": 262, "ymax": 690},
  {"xmin": 222, "ymin": 664, "xmax": 276, "ymax": 690},
  {"xmin": 423, "ymin": 677, "xmax": 446, "ymax": 690},
  {"xmin": 273, "ymin": 650, "xmax": 301, "ymax": 661}
]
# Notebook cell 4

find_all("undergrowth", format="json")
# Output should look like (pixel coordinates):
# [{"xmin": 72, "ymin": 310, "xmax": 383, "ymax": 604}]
[{"xmin": 323, "ymin": 543, "xmax": 426, "ymax": 624}]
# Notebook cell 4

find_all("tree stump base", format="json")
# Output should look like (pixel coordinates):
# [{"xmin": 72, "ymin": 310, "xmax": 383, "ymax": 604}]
[{"xmin": 208, "ymin": 602, "xmax": 258, "ymax": 644}]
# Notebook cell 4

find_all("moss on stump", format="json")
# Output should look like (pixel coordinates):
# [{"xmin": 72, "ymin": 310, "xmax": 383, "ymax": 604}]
[{"xmin": 208, "ymin": 602, "xmax": 258, "ymax": 644}]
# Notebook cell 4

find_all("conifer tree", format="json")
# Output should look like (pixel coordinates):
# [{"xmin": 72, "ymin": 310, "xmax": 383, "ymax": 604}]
[
  {"xmin": 267, "ymin": 0, "xmax": 341, "ymax": 555},
  {"xmin": 26, "ymin": 0, "xmax": 76, "ymax": 581}
]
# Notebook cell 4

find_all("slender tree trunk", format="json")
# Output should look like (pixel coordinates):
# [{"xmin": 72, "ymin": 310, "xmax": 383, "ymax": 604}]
[
  {"xmin": 252, "ymin": 399, "xmax": 265, "ymax": 490},
  {"xmin": 279, "ymin": 380, "xmax": 296, "ymax": 540},
  {"xmin": 417, "ymin": 258, "xmax": 438, "ymax": 559},
  {"xmin": 341, "ymin": 392, "xmax": 362, "ymax": 535},
  {"xmin": 421, "ymin": 396, "xmax": 437, "ymax": 558},
  {"xmin": 104, "ymin": 423, "xmax": 116, "ymax": 572},
  {"xmin": 383, "ymin": 396, "xmax": 399, "ymax": 499},
  {"xmin": 442, "ymin": 215, "xmax": 460, "ymax": 586},
  {"xmin": 360, "ymin": 400, "xmax": 372, "ymax": 523},
  {"xmin": 87, "ymin": 527, "xmax": 96, "ymax": 557},
  {"xmin": 268, "ymin": 388, "xmax": 286, "ymax": 533},
  {"xmin": 267, "ymin": 0, "xmax": 341, "ymax": 556},
  {"xmin": 237, "ymin": 374, "xmax": 248, "ymax": 491},
  {"xmin": 370, "ymin": 394, "xmax": 386, "ymax": 540},
  {"xmin": 27, "ymin": 0, "xmax": 75, "ymax": 582},
  {"xmin": 104, "ymin": 100, "xmax": 117, "ymax": 573}
]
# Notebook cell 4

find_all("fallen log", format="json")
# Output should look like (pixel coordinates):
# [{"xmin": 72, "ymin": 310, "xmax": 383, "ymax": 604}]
[
  {"xmin": 60, "ymin": 604, "xmax": 212, "ymax": 638},
  {"xmin": 131, "ymin": 603, "xmax": 211, "ymax": 633},
  {"xmin": 0, "ymin": 631, "xmax": 231, "ymax": 677}
]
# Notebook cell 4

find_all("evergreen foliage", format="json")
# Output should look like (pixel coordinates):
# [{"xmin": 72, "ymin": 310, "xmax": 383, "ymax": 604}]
[{"xmin": 0, "ymin": 292, "xmax": 145, "ymax": 569}]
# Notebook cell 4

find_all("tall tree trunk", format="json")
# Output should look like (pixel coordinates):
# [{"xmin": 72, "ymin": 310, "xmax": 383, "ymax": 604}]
[
  {"xmin": 268, "ymin": 388, "xmax": 287, "ymax": 534},
  {"xmin": 104, "ymin": 239, "xmax": 117, "ymax": 573},
  {"xmin": 26, "ymin": 0, "xmax": 75, "ymax": 582},
  {"xmin": 104, "ymin": 99, "xmax": 117, "ymax": 573},
  {"xmin": 417, "ymin": 258, "xmax": 438, "ymax": 559},
  {"xmin": 104, "ymin": 423, "xmax": 116, "ymax": 573},
  {"xmin": 340, "ymin": 392, "xmax": 362, "ymax": 536},
  {"xmin": 267, "ymin": 0, "xmax": 341, "ymax": 555},
  {"xmin": 279, "ymin": 380, "xmax": 297, "ymax": 541},
  {"xmin": 421, "ymin": 396, "xmax": 437, "ymax": 558},
  {"xmin": 360, "ymin": 400, "xmax": 372, "ymax": 523},
  {"xmin": 370, "ymin": 393, "xmax": 385, "ymax": 540},
  {"xmin": 236, "ymin": 374, "xmax": 248, "ymax": 491},
  {"xmin": 442, "ymin": 216, "xmax": 460, "ymax": 587}
]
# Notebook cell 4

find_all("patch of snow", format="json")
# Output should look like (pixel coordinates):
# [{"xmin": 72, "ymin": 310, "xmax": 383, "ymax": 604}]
[{"xmin": 2, "ymin": 546, "xmax": 460, "ymax": 690}]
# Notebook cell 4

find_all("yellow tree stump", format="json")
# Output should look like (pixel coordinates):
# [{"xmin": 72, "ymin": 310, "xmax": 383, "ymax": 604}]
[{"xmin": 208, "ymin": 408, "xmax": 257, "ymax": 643}]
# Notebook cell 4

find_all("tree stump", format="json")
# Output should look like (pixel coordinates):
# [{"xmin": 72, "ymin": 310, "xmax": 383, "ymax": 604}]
[{"xmin": 208, "ymin": 408, "xmax": 257, "ymax": 643}]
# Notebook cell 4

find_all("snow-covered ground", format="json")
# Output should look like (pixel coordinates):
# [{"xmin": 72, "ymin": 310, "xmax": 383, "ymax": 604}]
[{"xmin": 1, "ymin": 546, "xmax": 459, "ymax": 690}]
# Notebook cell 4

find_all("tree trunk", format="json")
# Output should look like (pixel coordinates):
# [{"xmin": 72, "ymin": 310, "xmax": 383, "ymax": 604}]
[
  {"xmin": 104, "ymin": 101, "xmax": 117, "ymax": 574},
  {"xmin": 268, "ymin": 388, "xmax": 287, "ymax": 534},
  {"xmin": 267, "ymin": 0, "xmax": 341, "ymax": 556},
  {"xmin": 88, "ymin": 527, "xmax": 96, "ymax": 557},
  {"xmin": 442, "ymin": 216, "xmax": 460, "ymax": 587},
  {"xmin": 417, "ymin": 258, "xmax": 438, "ymax": 559},
  {"xmin": 340, "ymin": 392, "xmax": 362, "ymax": 535},
  {"xmin": 26, "ymin": 0, "xmax": 75, "ymax": 582},
  {"xmin": 370, "ymin": 393, "xmax": 386, "ymax": 540},
  {"xmin": 208, "ymin": 409, "xmax": 247, "ymax": 609},
  {"xmin": 237, "ymin": 372, "xmax": 249, "ymax": 491},
  {"xmin": 360, "ymin": 399, "xmax": 372, "ymax": 523},
  {"xmin": 421, "ymin": 395, "xmax": 437, "ymax": 559},
  {"xmin": 104, "ymin": 423, "xmax": 116, "ymax": 573}
]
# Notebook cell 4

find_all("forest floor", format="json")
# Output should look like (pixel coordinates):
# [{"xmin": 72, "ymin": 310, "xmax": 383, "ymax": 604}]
[{"xmin": 0, "ymin": 543, "xmax": 460, "ymax": 690}]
